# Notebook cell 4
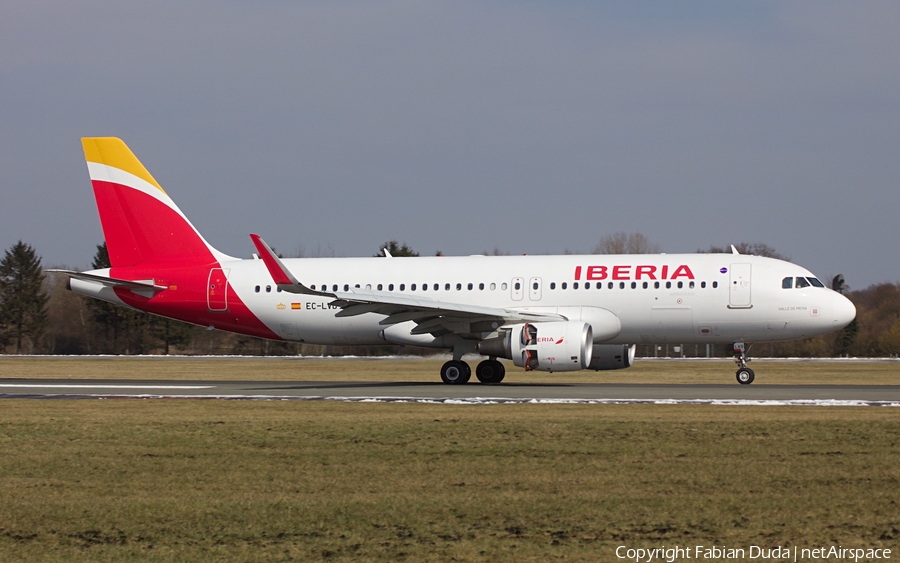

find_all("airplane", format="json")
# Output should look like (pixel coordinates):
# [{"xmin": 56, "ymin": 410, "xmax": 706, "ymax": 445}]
[{"xmin": 50, "ymin": 138, "xmax": 857, "ymax": 385}]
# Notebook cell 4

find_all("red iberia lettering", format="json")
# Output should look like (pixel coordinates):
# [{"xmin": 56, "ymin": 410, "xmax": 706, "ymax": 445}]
[
  {"xmin": 586, "ymin": 265, "xmax": 608, "ymax": 280},
  {"xmin": 612, "ymin": 265, "xmax": 631, "ymax": 280},
  {"xmin": 670, "ymin": 265, "xmax": 695, "ymax": 279},
  {"xmin": 574, "ymin": 263, "xmax": 695, "ymax": 280},
  {"xmin": 635, "ymin": 265, "xmax": 656, "ymax": 280}
]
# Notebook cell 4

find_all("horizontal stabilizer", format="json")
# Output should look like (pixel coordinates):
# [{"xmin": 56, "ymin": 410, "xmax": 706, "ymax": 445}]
[{"xmin": 46, "ymin": 269, "xmax": 168, "ymax": 296}]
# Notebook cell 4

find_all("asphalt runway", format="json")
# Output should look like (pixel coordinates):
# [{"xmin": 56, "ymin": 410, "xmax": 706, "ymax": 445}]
[{"xmin": 2, "ymin": 378, "xmax": 899, "ymax": 406}]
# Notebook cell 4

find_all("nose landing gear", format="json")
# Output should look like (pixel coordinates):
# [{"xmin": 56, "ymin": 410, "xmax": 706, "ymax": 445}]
[{"xmin": 733, "ymin": 342, "xmax": 755, "ymax": 384}]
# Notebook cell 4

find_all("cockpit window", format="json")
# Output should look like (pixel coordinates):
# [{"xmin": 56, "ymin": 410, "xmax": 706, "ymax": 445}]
[
  {"xmin": 782, "ymin": 277, "xmax": 792, "ymax": 289},
  {"xmin": 795, "ymin": 277, "xmax": 810, "ymax": 288},
  {"xmin": 807, "ymin": 277, "xmax": 825, "ymax": 288}
]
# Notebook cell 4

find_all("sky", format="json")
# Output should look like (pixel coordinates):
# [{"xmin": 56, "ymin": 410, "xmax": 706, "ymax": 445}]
[{"xmin": 2, "ymin": 1, "xmax": 898, "ymax": 289}]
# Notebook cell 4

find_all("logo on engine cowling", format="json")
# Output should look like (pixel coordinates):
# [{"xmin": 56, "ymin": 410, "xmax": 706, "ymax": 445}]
[{"xmin": 537, "ymin": 337, "xmax": 565, "ymax": 344}]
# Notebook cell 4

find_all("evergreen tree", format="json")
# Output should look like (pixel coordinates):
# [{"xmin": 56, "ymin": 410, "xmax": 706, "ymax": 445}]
[
  {"xmin": 89, "ymin": 243, "xmax": 134, "ymax": 352},
  {"xmin": 0, "ymin": 241, "xmax": 49, "ymax": 353}
]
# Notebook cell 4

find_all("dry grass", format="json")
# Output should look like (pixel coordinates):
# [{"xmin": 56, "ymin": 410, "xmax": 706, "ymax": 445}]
[
  {"xmin": 0, "ymin": 356, "xmax": 898, "ymax": 385},
  {"xmin": 0, "ymin": 400, "xmax": 898, "ymax": 562}
]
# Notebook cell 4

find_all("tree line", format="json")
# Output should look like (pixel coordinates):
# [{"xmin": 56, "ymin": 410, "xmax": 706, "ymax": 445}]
[{"xmin": 2, "ymin": 236, "xmax": 898, "ymax": 358}]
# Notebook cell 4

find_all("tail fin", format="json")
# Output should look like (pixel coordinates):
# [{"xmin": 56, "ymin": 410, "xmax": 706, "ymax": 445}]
[{"xmin": 82, "ymin": 137, "xmax": 231, "ymax": 268}]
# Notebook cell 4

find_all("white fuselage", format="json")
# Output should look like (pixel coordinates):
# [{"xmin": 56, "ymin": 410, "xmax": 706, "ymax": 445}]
[{"xmin": 217, "ymin": 253, "xmax": 855, "ymax": 347}]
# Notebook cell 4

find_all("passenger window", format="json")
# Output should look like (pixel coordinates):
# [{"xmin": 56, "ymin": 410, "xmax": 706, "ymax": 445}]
[
  {"xmin": 412, "ymin": 284, "xmax": 418, "ymax": 291},
  {"xmin": 400, "ymin": 284, "xmax": 405, "ymax": 291},
  {"xmin": 266, "ymin": 285, "xmax": 271, "ymax": 293},
  {"xmin": 355, "ymin": 284, "xmax": 360, "ymax": 288},
  {"xmin": 422, "ymin": 284, "xmax": 427, "ymax": 291},
  {"xmin": 255, "ymin": 285, "xmax": 260, "ymax": 293},
  {"xmin": 389, "ymin": 284, "xmax": 394, "ymax": 291},
  {"xmin": 468, "ymin": 283, "xmax": 473, "ymax": 290},
  {"xmin": 490, "ymin": 283, "xmax": 496, "ymax": 290},
  {"xmin": 434, "ymin": 284, "xmax": 439, "ymax": 291},
  {"xmin": 501, "ymin": 283, "xmax": 508, "ymax": 290},
  {"xmin": 677, "ymin": 281, "xmax": 683, "ymax": 289},
  {"xmin": 574, "ymin": 282, "xmax": 579, "ymax": 289},
  {"xmin": 642, "ymin": 282, "xmax": 648, "ymax": 289},
  {"xmin": 619, "ymin": 282, "xmax": 625, "ymax": 289},
  {"xmin": 689, "ymin": 281, "xmax": 695, "ymax": 289},
  {"xmin": 654, "ymin": 281, "xmax": 659, "ymax": 289},
  {"xmin": 445, "ymin": 283, "xmax": 450, "ymax": 291},
  {"xmin": 631, "ymin": 282, "xmax": 636, "ymax": 289},
  {"xmin": 550, "ymin": 282, "xmax": 556, "ymax": 290},
  {"xmin": 277, "ymin": 287, "xmax": 282, "ymax": 292},
  {"xmin": 479, "ymin": 283, "xmax": 485, "ymax": 290},
  {"xmin": 456, "ymin": 283, "xmax": 462, "ymax": 290},
  {"xmin": 713, "ymin": 281, "xmax": 718, "ymax": 288},
  {"xmin": 608, "ymin": 282, "xmax": 613, "ymax": 289},
  {"xmin": 333, "ymin": 284, "xmax": 338, "ymax": 292},
  {"xmin": 311, "ymin": 285, "xmax": 316, "ymax": 290},
  {"xmin": 701, "ymin": 281, "xmax": 706, "ymax": 289},
  {"xmin": 665, "ymin": 282, "xmax": 671, "ymax": 289},
  {"xmin": 782, "ymin": 277, "xmax": 793, "ymax": 289},
  {"xmin": 366, "ymin": 284, "xmax": 372, "ymax": 289},
  {"xmin": 562, "ymin": 282, "xmax": 567, "ymax": 290},
  {"xmin": 343, "ymin": 284, "xmax": 349, "ymax": 291},
  {"xmin": 377, "ymin": 284, "xmax": 382, "ymax": 290},
  {"xmin": 514, "ymin": 282, "xmax": 521, "ymax": 290},
  {"xmin": 795, "ymin": 277, "xmax": 810, "ymax": 289}
]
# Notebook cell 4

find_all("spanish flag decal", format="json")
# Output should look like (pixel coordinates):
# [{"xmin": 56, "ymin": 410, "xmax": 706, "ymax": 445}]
[{"xmin": 291, "ymin": 303, "xmax": 302, "ymax": 310}]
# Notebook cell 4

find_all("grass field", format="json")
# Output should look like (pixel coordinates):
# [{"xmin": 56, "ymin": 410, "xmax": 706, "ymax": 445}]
[
  {"xmin": 0, "ymin": 358, "xmax": 898, "ymax": 561},
  {"xmin": 1, "ymin": 356, "xmax": 899, "ymax": 385}
]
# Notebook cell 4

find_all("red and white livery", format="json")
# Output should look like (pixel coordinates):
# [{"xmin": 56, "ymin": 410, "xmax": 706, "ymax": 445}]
[{"xmin": 52, "ymin": 138, "xmax": 857, "ymax": 385}]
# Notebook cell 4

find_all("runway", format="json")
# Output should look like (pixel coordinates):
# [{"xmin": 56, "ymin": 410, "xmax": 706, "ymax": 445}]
[{"xmin": 2, "ymin": 379, "xmax": 900, "ymax": 406}]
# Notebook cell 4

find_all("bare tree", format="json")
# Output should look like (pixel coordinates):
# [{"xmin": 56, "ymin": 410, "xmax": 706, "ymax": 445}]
[
  {"xmin": 593, "ymin": 232, "xmax": 661, "ymax": 254},
  {"xmin": 700, "ymin": 242, "xmax": 788, "ymax": 260}
]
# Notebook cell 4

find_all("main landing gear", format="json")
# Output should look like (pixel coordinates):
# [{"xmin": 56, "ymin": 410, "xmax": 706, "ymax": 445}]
[
  {"xmin": 733, "ymin": 342, "xmax": 755, "ymax": 385},
  {"xmin": 440, "ymin": 358, "xmax": 505, "ymax": 385}
]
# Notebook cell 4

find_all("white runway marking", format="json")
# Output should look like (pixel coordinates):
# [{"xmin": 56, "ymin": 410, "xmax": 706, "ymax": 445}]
[
  {"xmin": 0, "ymin": 384, "xmax": 213, "ymax": 389},
  {"xmin": 4, "ymin": 393, "xmax": 895, "ymax": 407}
]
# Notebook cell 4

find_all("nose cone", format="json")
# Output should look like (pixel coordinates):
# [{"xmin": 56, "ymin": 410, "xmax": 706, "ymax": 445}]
[{"xmin": 832, "ymin": 293, "xmax": 857, "ymax": 329}]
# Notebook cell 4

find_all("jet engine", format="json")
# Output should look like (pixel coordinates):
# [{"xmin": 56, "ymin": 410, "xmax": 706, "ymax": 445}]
[{"xmin": 478, "ymin": 321, "xmax": 593, "ymax": 372}]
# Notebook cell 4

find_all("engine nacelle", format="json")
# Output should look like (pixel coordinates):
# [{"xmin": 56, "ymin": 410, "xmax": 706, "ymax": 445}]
[
  {"xmin": 478, "ymin": 322, "xmax": 592, "ymax": 372},
  {"xmin": 588, "ymin": 344, "xmax": 636, "ymax": 370}
]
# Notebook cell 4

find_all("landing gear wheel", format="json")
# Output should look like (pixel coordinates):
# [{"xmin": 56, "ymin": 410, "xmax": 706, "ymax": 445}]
[
  {"xmin": 475, "ymin": 359, "xmax": 506, "ymax": 384},
  {"xmin": 440, "ymin": 360, "xmax": 471, "ymax": 384},
  {"xmin": 736, "ymin": 367, "xmax": 755, "ymax": 385}
]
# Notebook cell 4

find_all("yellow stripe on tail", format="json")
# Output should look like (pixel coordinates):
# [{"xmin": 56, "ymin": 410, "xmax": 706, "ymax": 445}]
[{"xmin": 82, "ymin": 137, "xmax": 167, "ymax": 195}]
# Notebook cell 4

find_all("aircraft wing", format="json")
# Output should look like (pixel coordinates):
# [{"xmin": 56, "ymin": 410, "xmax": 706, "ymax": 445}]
[{"xmin": 250, "ymin": 234, "xmax": 563, "ymax": 337}]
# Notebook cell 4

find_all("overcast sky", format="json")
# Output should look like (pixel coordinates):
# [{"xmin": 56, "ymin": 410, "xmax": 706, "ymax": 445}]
[{"xmin": 2, "ymin": 1, "xmax": 898, "ymax": 288}]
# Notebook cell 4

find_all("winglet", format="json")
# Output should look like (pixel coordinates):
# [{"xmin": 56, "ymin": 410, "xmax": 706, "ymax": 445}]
[
  {"xmin": 730, "ymin": 244, "xmax": 740, "ymax": 255},
  {"xmin": 249, "ymin": 234, "xmax": 332, "ymax": 296}
]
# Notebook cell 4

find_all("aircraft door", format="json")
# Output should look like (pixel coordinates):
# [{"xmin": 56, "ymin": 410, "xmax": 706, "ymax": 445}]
[
  {"xmin": 729, "ymin": 263, "xmax": 752, "ymax": 308},
  {"xmin": 207, "ymin": 268, "xmax": 230, "ymax": 312},
  {"xmin": 529, "ymin": 277, "xmax": 542, "ymax": 301},
  {"xmin": 511, "ymin": 277, "xmax": 524, "ymax": 301}
]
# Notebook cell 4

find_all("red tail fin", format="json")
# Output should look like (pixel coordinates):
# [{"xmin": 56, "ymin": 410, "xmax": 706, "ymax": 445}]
[{"xmin": 82, "ymin": 138, "xmax": 229, "ymax": 267}]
